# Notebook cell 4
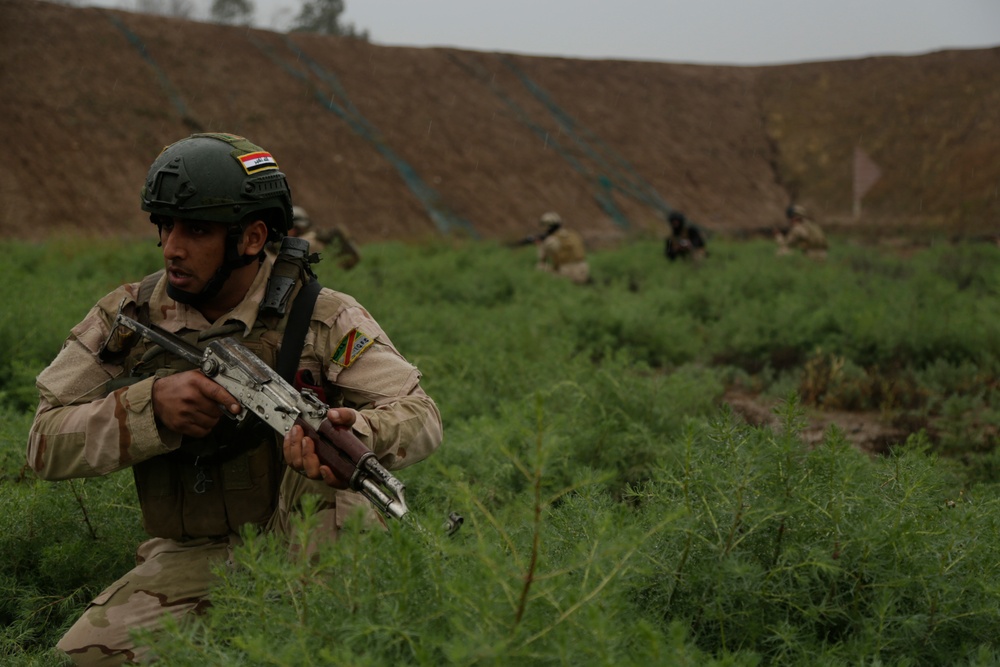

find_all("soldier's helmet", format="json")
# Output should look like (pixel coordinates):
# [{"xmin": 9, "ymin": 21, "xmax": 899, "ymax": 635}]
[
  {"xmin": 539, "ymin": 211, "xmax": 562, "ymax": 227},
  {"xmin": 292, "ymin": 205, "xmax": 312, "ymax": 231},
  {"xmin": 141, "ymin": 133, "xmax": 293, "ymax": 242},
  {"xmin": 786, "ymin": 204, "xmax": 808, "ymax": 221},
  {"xmin": 668, "ymin": 211, "xmax": 686, "ymax": 226}
]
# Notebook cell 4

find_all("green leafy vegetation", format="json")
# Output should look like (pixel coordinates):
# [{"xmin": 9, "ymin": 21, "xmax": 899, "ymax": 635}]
[{"xmin": 2, "ymin": 236, "xmax": 999, "ymax": 665}]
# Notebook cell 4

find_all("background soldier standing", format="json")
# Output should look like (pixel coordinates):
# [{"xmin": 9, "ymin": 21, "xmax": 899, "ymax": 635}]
[
  {"xmin": 26, "ymin": 133, "xmax": 442, "ymax": 665},
  {"xmin": 533, "ymin": 211, "xmax": 591, "ymax": 285},
  {"xmin": 288, "ymin": 205, "xmax": 361, "ymax": 270}
]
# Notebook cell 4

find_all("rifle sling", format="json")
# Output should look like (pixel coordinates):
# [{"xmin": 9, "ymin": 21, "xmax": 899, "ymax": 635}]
[{"xmin": 276, "ymin": 277, "xmax": 322, "ymax": 384}]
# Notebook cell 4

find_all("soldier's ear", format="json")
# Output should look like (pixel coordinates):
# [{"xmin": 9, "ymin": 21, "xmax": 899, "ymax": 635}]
[{"xmin": 241, "ymin": 220, "xmax": 269, "ymax": 256}]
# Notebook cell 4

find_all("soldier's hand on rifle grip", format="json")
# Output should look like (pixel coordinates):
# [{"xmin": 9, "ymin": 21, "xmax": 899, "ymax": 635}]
[{"xmin": 151, "ymin": 370, "xmax": 242, "ymax": 438}]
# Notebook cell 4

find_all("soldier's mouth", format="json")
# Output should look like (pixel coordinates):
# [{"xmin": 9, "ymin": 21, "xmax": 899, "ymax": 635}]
[{"xmin": 167, "ymin": 266, "xmax": 195, "ymax": 288}]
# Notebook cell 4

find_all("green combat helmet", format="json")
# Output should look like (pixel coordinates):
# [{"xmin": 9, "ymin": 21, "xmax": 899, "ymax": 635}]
[
  {"xmin": 140, "ymin": 133, "xmax": 294, "ymax": 305},
  {"xmin": 141, "ymin": 132, "xmax": 293, "ymax": 239}
]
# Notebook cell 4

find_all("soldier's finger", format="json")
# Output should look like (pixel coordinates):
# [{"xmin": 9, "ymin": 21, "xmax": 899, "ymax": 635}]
[
  {"xmin": 326, "ymin": 407, "xmax": 356, "ymax": 428},
  {"xmin": 319, "ymin": 466, "xmax": 350, "ymax": 490},
  {"xmin": 300, "ymin": 436, "xmax": 322, "ymax": 478},
  {"xmin": 283, "ymin": 425, "xmax": 304, "ymax": 468},
  {"xmin": 198, "ymin": 377, "xmax": 241, "ymax": 415}
]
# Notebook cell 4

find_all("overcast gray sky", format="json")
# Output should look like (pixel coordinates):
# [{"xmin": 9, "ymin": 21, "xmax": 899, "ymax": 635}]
[{"xmin": 85, "ymin": 0, "xmax": 1000, "ymax": 65}]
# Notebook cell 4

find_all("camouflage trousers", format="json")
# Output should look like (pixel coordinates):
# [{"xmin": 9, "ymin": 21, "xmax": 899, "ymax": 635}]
[
  {"xmin": 55, "ymin": 472, "xmax": 378, "ymax": 665},
  {"xmin": 538, "ymin": 260, "xmax": 591, "ymax": 285},
  {"xmin": 56, "ymin": 534, "xmax": 237, "ymax": 666}
]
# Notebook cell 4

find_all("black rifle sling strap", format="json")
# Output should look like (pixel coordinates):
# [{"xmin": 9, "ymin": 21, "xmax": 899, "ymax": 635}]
[
  {"xmin": 275, "ymin": 277, "xmax": 322, "ymax": 384},
  {"xmin": 136, "ymin": 270, "xmax": 165, "ymax": 324}
]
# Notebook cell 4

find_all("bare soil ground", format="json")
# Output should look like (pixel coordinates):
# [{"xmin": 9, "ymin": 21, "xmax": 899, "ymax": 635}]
[
  {"xmin": 722, "ymin": 389, "xmax": 907, "ymax": 456},
  {"xmin": 1, "ymin": 0, "xmax": 998, "ymax": 246}
]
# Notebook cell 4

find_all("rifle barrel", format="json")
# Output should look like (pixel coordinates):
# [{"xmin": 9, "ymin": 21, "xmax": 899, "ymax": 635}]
[{"xmin": 114, "ymin": 314, "xmax": 203, "ymax": 366}]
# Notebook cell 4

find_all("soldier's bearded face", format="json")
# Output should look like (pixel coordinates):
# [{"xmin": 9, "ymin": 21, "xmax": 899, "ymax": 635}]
[{"xmin": 159, "ymin": 218, "xmax": 228, "ymax": 295}]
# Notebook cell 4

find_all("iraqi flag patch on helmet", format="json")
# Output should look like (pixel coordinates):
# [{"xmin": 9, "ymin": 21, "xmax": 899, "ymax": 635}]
[
  {"xmin": 238, "ymin": 151, "xmax": 279, "ymax": 174},
  {"xmin": 331, "ymin": 328, "xmax": 374, "ymax": 367}
]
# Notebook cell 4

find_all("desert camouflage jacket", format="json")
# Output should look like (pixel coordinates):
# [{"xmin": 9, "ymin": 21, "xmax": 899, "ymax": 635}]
[
  {"xmin": 538, "ymin": 227, "xmax": 587, "ymax": 268},
  {"xmin": 783, "ymin": 220, "xmax": 828, "ymax": 251},
  {"xmin": 27, "ymin": 256, "xmax": 442, "ymax": 483}
]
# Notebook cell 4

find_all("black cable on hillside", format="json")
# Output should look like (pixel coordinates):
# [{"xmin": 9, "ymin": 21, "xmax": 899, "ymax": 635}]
[
  {"xmin": 246, "ymin": 33, "xmax": 477, "ymax": 239},
  {"xmin": 500, "ymin": 56, "xmax": 676, "ymax": 221},
  {"xmin": 446, "ymin": 52, "xmax": 631, "ymax": 229},
  {"xmin": 100, "ymin": 10, "xmax": 202, "ymax": 132}
]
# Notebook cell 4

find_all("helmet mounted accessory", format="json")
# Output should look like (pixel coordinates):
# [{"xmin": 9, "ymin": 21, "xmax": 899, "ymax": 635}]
[{"xmin": 141, "ymin": 133, "xmax": 294, "ymax": 306}]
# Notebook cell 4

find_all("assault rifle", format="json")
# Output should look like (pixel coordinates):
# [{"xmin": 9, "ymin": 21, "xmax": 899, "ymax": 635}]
[
  {"xmin": 508, "ymin": 233, "xmax": 542, "ymax": 248},
  {"xmin": 315, "ymin": 224, "xmax": 362, "ymax": 270},
  {"xmin": 111, "ymin": 312, "xmax": 409, "ymax": 520},
  {"xmin": 507, "ymin": 223, "xmax": 560, "ymax": 248}
]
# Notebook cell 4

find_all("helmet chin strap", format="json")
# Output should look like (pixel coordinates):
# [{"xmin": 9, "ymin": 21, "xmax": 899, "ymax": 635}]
[{"xmin": 166, "ymin": 224, "xmax": 261, "ymax": 307}]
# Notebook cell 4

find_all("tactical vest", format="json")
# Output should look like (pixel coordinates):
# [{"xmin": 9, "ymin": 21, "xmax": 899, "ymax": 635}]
[
  {"xmin": 550, "ymin": 228, "xmax": 586, "ymax": 267},
  {"xmin": 110, "ymin": 247, "xmax": 318, "ymax": 541},
  {"xmin": 801, "ymin": 221, "xmax": 828, "ymax": 250}
]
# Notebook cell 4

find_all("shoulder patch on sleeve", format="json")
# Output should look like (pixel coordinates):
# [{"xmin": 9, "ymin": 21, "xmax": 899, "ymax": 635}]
[{"xmin": 331, "ymin": 328, "xmax": 374, "ymax": 367}]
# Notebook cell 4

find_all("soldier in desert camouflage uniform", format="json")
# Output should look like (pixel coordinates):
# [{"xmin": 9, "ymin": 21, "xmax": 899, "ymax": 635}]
[
  {"xmin": 288, "ymin": 205, "xmax": 361, "ymax": 270},
  {"xmin": 533, "ymin": 211, "xmax": 591, "ymax": 285},
  {"xmin": 26, "ymin": 133, "xmax": 442, "ymax": 665},
  {"xmin": 776, "ymin": 204, "xmax": 828, "ymax": 260}
]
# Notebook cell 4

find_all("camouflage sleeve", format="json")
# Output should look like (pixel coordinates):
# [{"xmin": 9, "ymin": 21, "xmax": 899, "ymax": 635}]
[
  {"xmin": 536, "ymin": 234, "xmax": 558, "ymax": 270},
  {"xmin": 306, "ymin": 289, "xmax": 443, "ymax": 472},
  {"xmin": 805, "ymin": 222, "xmax": 828, "ymax": 249},
  {"xmin": 26, "ymin": 287, "xmax": 182, "ymax": 480},
  {"xmin": 783, "ymin": 224, "xmax": 810, "ymax": 249}
]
